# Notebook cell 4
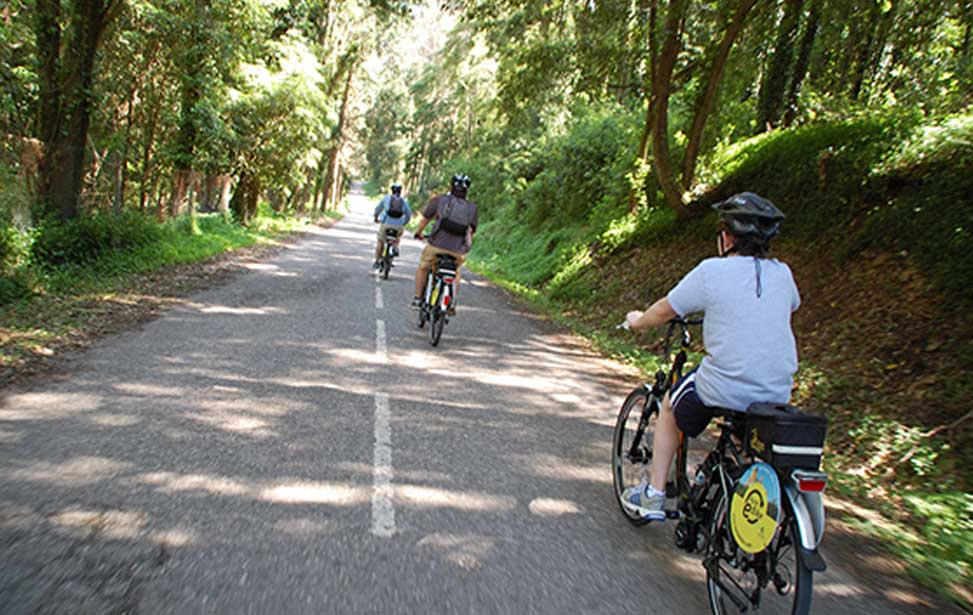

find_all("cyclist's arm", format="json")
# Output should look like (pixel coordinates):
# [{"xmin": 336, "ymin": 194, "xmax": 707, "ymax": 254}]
[
  {"xmin": 414, "ymin": 215, "xmax": 432, "ymax": 237},
  {"xmin": 626, "ymin": 297, "xmax": 678, "ymax": 331}
]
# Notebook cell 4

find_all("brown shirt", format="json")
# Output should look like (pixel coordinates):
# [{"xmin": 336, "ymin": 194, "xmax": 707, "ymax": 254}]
[{"xmin": 422, "ymin": 194, "xmax": 479, "ymax": 254}]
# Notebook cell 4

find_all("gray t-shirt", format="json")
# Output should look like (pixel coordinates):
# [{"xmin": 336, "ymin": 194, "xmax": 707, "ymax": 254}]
[
  {"xmin": 667, "ymin": 256, "xmax": 801, "ymax": 412},
  {"xmin": 423, "ymin": 194, "xmax": 478, "ymax": 254}
]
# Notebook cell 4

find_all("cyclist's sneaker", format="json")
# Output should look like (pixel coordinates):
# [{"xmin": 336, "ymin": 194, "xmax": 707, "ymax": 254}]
[
  {"xmin": 621, "ymin": 483, "xmax": 666, "ymax": 521},
  {"xmin": 410, "ymin": 297, "xmax": 422, "ymax": 310},
  {"xmin": 372, "ymin": 260, "xmax": 381, "ymax": 270},
  {"xmin": 391, "ymin": 246, "xmax": 400, "ymax": 257},
  {"xmin": 446, "ymin": 305, "xmax": 456, "ymax": 316}
]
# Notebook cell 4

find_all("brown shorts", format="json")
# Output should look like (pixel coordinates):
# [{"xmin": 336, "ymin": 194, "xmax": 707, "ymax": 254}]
[
  {"xmin": 377, "ymin": 224, "xmax": 405, "ymax": 240},
  {"xmin": 419, "ymin": 244, "xmax": 465, "ymax": 272}
]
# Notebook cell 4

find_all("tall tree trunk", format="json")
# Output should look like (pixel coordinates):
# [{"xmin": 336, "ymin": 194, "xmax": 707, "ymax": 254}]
[
  {"xmin": 216, "ymin": 174, "xmax": 231, "ymax": 220},
  {"xmin": 682, "ymin": 0, "xmax": 760, "ymax": 187},
  {"xmin": 650, "ymin": 0, "xmax": 692, "ymax": 218},
  {"xmin": 848, "ymin": 0, "xmax": 882, "ymax": 100},
  {"xmin": 757, "ymin": 0, "xmax": 805, "ymax": 132},
  {"xmin": 34, "ymin": 0, "xmax": 119, "ymax": 219},
  {"xmin": 169, "ymin": 169, "xmax": 191, "ymax": 218},
  {"xmin": 230, "ymin": 171, "xmax": 259, "ymax": 225},
  {"xmin": 862, "ymin": 0, "xmax": 898, "ymax": 100},
  {"xmin": 629, "ymin": 0, "xmax": 658, "ymax": 213},
  {"xmin": 322, "ymin": 57, "xmax": 356, "ymax": 211},
  {"xmin": 783, "ymin": 0, "xmax": 820, "ymax": 126}
]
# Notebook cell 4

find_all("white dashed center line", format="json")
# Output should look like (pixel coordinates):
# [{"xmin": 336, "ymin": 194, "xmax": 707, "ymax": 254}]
[
  {"xmin": 376, "ymin": 319, "xmax": 387, "ymax": 356},
  {"xmin": 372, "ymin": 393, "xmax": 394, "ymax": 537},
  {"xmin": 376, "ymin": 286, "xmax": 383, "ymax": 310}
]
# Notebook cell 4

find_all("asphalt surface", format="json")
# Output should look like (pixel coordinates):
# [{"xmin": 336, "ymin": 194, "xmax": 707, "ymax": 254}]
[{"xmin": 0, "ymin": 187, "xmax": 961, "ymax": 614}]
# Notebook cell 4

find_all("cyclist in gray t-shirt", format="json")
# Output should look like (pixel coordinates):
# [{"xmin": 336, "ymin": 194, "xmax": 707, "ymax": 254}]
[{"xmin": 620, "ymin": 192, "xmax": 800, "ymax": 522}]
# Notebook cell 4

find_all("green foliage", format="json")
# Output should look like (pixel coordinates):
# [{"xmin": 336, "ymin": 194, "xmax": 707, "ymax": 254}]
[
  {"xmin": 447, "ymin": 105, "xmax": 641, "ymax": 293},
  {"xmin": 31, "ymin": 211, "xmax": 164, "ymax": 267}
]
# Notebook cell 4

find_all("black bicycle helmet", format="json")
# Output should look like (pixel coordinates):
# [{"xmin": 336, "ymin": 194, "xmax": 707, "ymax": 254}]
[
  {"xmin": 450, "ymin": 174, "xmax": 471, "ymax": 198},
  {"xmin": 712, "ymin": 192, "xmax": 784, "ymax": 240},
  {"xmin": 390, "ymin": 183, "xmax": 402, "ymax": 195}
]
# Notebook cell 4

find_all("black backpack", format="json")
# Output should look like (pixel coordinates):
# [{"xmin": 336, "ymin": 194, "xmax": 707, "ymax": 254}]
[
  {"xmin": 386, "ymin": 195, "xmax": 405, "ymax": 218},
  {"xmin": 438, "ymin": 197, "xmax": 475, "ymax": 236}
]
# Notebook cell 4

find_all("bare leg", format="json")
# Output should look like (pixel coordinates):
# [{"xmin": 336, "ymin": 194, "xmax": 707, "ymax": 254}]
[
  {"xmin": 650, "ymin": 391, "xmax": 679, "ymax": 492},
  {"xmin": 415, "ymin": 266, "xmax": 429, "ymax": 298},
  {"xmin": 374, "ymin": 239, "xmax": 383, "ymax": 261}
]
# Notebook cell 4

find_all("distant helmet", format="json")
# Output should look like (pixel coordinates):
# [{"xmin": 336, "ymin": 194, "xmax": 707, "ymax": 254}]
[
  {"xmin": 390, "ymin": 183, "xmax": 402, "ymax": 195},
  {"xmin": 712, "ymin": 192, "xmax": 784, "ymax": 241},
  {"xmin": 450, "ymin": 174, "xmax": 471, "ymax": 197}
]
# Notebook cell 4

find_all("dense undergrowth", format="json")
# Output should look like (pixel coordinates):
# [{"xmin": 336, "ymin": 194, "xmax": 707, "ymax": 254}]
[{"xmin": 457, "ymin": 107, "xmax": 973, "ymax": 607}]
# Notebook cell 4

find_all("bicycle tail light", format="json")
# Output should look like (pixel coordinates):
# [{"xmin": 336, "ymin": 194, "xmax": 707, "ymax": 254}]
[{"xmin": 792, "ymin": 469, "xmax": 827, "ymax": 493}]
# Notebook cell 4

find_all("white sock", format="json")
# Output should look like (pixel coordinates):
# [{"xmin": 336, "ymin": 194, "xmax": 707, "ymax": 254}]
[{"xmin": 645, "ymin": 485, "xmax": 665, "ymax": 498}]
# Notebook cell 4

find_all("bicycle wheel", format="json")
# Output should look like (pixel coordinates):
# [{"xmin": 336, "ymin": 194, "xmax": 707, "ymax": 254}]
[
  {"xmin": 382, "ymin": 251, "xmax": 391, "ymax": 279},
  {"xmin": 705, "ymin": 492, "xmax": 813, "ymax": 615},
  {"xmin": 611, "ymin": 386, "xmax": 658, "ymax": 527},
  {"xmin": 429, "ymin": 307, "xmax": 445, "ymax": 346}
]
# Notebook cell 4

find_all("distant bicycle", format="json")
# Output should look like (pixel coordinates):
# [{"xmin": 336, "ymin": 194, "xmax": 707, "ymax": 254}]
[
  {"xmin": 612, "ymin": 317, "xmax": 829, "ymax": 615},
  {"xmin": 416, "ymin": 249, "xmax": 457, "ymax": 347},
  {"xmin": 378, "ymin": 228, "xmax": 400, "ymax": 280}
]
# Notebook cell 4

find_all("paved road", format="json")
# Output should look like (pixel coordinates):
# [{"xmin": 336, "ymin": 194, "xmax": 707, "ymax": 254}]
[{"xmin": 0, "ymin": 187, "xmax": 960, "ymax": 614}]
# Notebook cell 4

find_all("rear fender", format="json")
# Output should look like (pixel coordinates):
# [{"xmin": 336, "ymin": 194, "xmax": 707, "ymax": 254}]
[{"xmin": 784, "ymin": 484, "xmax": 827, "ymax": 571}]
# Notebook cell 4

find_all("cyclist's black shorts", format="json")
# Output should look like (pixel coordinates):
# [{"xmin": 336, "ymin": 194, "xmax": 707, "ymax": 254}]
[{"xmin": 670, "ymin": 368, "xmax": 725, "ymax": 438}]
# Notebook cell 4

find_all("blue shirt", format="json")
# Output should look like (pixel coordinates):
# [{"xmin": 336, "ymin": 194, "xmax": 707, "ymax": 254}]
[
  {"xmin": 667, "ymin": 255, "xmax": 801, "ymax": 412},
  {"xmin": 374, "ymin": 195, "xmax": 412, "ymax": 226}
]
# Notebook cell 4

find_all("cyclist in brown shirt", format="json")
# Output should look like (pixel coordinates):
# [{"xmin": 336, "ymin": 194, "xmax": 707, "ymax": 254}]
[{"xmin": 411, "ymin": 174, "xmax": 479, "ymax": 313}]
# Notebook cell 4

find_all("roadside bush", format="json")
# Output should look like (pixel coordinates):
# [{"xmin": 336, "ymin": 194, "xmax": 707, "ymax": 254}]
[{"xmin": 32, "ymin": 210, "xmax": 164, "ymax": 267}]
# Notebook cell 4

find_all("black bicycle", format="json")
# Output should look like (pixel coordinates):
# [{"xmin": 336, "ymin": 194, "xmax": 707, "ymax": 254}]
[
  {"xmin": 416, "ymin": 252, "xmax": 457, "ymax": 347},
  {"xmin": 378, "ymin": 228, "xmax": 400, "ymax": 280},
  {"xmin": 611, "ymin": 317, "xmax": 829, "ymax": 615}
]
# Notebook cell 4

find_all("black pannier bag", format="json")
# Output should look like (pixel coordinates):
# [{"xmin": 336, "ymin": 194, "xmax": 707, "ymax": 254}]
[{"xmin": 744, "ymin": 403, "xmax": 827, "ymax": 470}]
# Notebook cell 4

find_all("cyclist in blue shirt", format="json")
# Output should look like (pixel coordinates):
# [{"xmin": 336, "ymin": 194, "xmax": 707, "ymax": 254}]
[
  {"xmin": 621, "ymin": 192, "xmax": 801, "ymax": 521},
  {"xmin": 373, "ymin": 183, "xmax": 412, "ymax": 270}
]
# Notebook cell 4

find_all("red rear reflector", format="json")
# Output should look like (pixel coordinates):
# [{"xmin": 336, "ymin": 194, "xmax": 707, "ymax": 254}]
[
  {"xmin": 443, "ymin": 295, "xmax": 451, "ymax": 306},
  {"xmin": 443, "ymin": 278, "xmax": 454, "ymax": 284},
  {"xmin": 798, "ymin": 479, "xmax": 826, "ymax": 492}
]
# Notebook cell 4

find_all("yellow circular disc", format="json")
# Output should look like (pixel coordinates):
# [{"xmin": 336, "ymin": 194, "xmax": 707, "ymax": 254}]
[{"xmin": 730, "ymin": 463, "xmax": 781, "ymax": 554}]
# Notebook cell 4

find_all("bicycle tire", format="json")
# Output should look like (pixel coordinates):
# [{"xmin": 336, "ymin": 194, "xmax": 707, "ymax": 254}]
[
  {"xmin": 430, "ymin": 308, "xmax": 445, "ymax": 346},
  {"xmin": 705, "ymin": 491, "xmax": 813, "ymax": 615},
  {"xmin": 611, "ymin": 386, "xmax": 659, "ymax": 527},
  {"xmin": 383, "ymin": 253, "xmax": 391, "ymax": 279}
]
